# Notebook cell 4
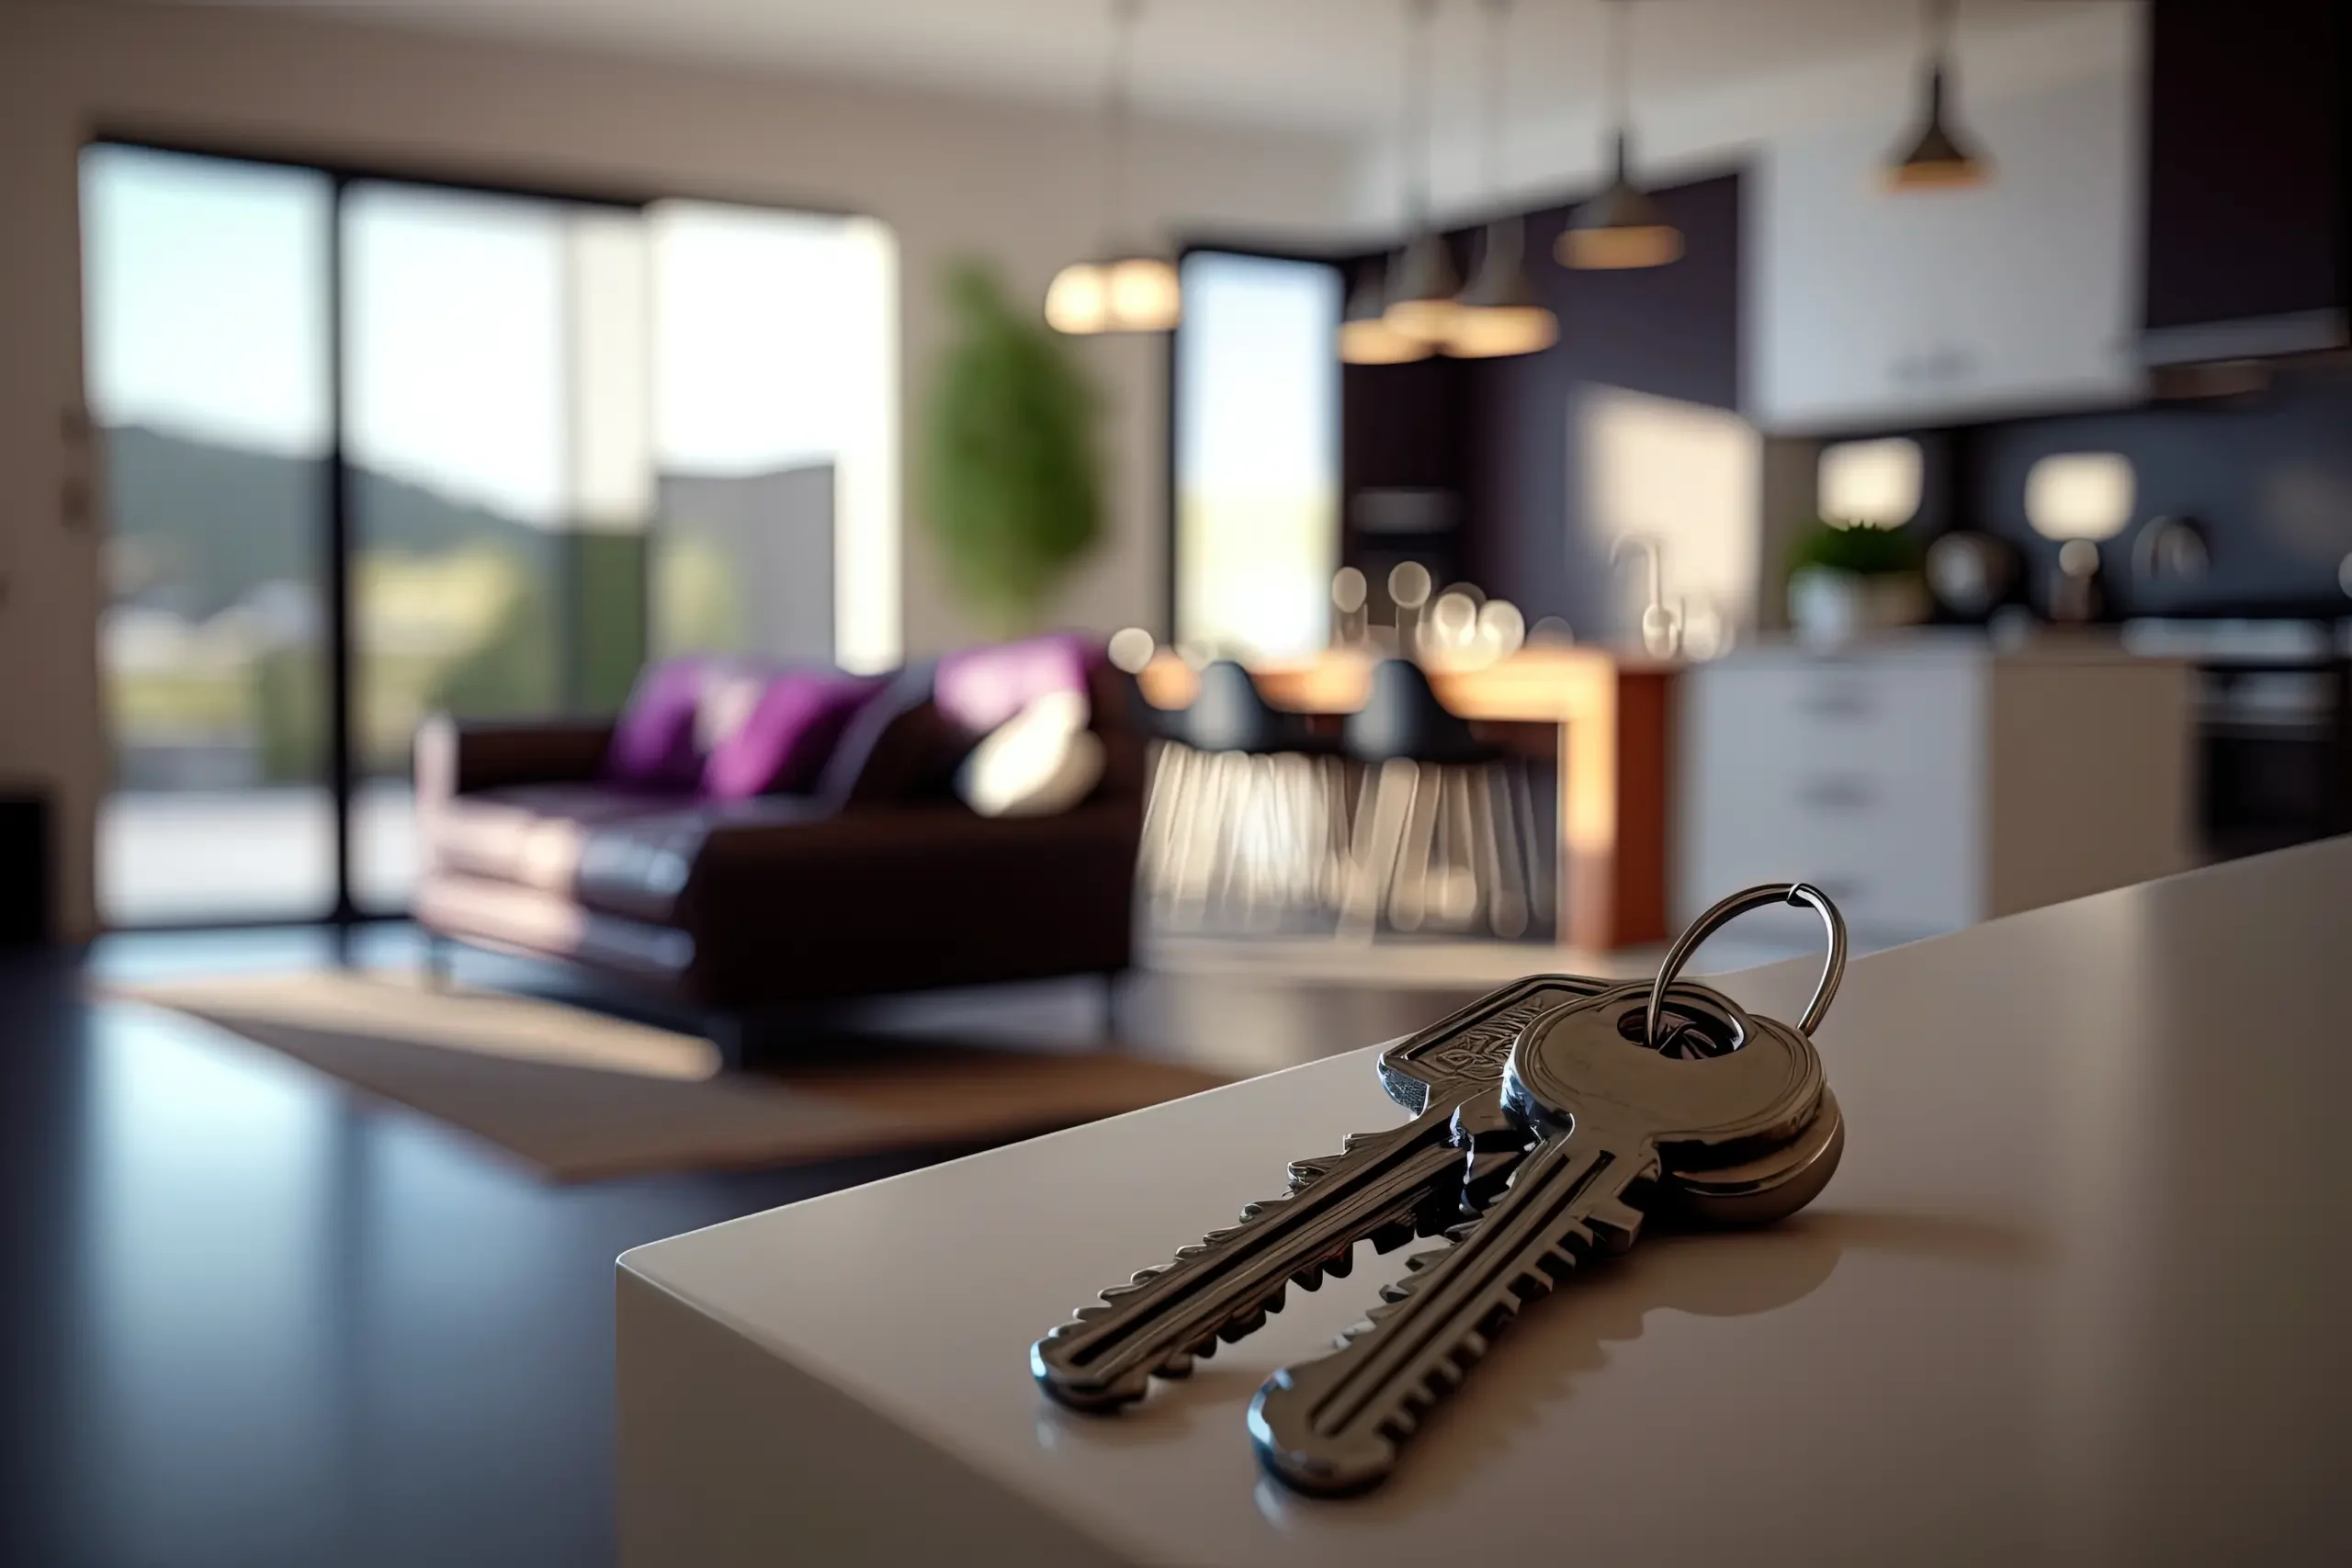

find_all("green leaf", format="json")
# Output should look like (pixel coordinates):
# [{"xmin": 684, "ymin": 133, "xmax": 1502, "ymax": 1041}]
[
  {"xmin": 1785, "ymin": 518, "xmax": 1923, "ymax": 577},
  {"xmin": 921, "ymin": 258, "xmax": 1105, "ymax": 632}
]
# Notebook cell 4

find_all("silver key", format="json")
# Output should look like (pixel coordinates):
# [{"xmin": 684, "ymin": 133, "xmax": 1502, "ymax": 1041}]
[
  {"xmin": 1033, "ymin": 976, "xmax": 1610, "ymax": 1412},
  {"xmin": 1250, "ymin": 883, "xmax": 1846, "ymax": 1494}
]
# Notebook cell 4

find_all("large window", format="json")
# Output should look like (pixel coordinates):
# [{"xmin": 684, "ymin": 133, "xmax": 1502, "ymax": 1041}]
[
  {"xmin": 1172, "ymin": 251, "xmax": 1343, "ymax": 660},
  {"xmin": 85, "ymin": 146, "xmax": 337, "ymax": 922},
  {"xmin": 82, "ymin": 144, "xmax": 897, "ymax": 925}
]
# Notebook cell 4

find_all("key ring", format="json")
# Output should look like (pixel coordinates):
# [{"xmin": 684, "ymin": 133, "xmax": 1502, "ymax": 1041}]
[{"xmin": 1646, "ymin": 882, "xmax": 1847, "ymax": 1048}]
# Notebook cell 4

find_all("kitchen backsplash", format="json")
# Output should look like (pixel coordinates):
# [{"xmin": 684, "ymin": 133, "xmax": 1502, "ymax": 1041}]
[{"xmin": 1950, "ymin": 364, "xmax": 2352, "ymax": 617}]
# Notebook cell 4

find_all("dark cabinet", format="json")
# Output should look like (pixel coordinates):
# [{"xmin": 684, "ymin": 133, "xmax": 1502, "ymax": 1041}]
[{"xmin": 2144, "ymin": 0, "xmax": 2351, "ymax": 361}]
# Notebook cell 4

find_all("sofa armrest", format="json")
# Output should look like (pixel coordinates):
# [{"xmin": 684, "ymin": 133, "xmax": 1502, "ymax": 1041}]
[{"xmin": 414, "ymin": 713, "xmax": 616, "ymax": 806}]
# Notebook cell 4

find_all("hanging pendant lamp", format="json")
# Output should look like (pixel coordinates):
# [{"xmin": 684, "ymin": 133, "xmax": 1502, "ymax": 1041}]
[
  {"xmin": 1450, "ymin": 0, "xmax": 1556, "ymax": 357},
  {"xmin": 1381, "ymin": 0, "xmax": 1465, "ymax": 346},
  {"xmin": 1046, "ymin": 0, "xmax": 1181, "ymax": 333},
  {"xmin": 1885, "ymin": 0, "xmax": 1990, "ymax": 190},
  {"xmin": 1453, "ymin": 217, "xmax": 1556, "ymax": 355},
  {"xmin": 1340, "ymin": 261, "xmax": 1431, "ymax": 364},
  {"xmin": 1558, "ymin": 0, "xmax": 1681, "ymax": 271}
]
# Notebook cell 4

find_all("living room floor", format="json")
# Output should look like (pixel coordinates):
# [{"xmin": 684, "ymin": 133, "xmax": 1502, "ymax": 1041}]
[{"xmin": 0, "ymin": 923, "xmax": 1510, "ymax": 1568}]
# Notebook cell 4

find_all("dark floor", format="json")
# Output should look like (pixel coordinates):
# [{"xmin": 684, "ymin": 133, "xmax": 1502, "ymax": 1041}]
[{"xmin": 0, "ymin": 926, "xmax": 1481, "ymax": 1568}]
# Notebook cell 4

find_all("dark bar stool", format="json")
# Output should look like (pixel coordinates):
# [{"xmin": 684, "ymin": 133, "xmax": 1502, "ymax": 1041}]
[
  {"xmin": 1339, "ymin": 658, "xmax": 1535, "ymax": 937},
  {"xmin": 1142, "ymin": 660, "xmax": 1346, "ymax": 926}
]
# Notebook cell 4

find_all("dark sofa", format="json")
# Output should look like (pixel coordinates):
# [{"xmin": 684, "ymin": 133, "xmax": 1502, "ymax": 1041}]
[{"xmin": 411, "ymin": 638, "xmax": 1145, "ymax": 1051}]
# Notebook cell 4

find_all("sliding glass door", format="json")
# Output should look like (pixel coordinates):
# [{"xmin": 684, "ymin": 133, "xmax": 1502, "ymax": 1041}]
[
  {"xmin": 83, "ymin": 146, "xmax": 339, "ymax": 923},
  {"xmin": 342, "ymin": 184, "xmax": 657, "ymax": 910},
  {"xmin": 83, "ymin": 143, "xmax": 899, "ymax": 926}
]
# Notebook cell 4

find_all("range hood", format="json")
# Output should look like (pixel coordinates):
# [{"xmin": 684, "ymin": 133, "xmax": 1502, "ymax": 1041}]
[{"xmin": 2142, "ymin": 0, "xmax": 2351, "ymax": 367}]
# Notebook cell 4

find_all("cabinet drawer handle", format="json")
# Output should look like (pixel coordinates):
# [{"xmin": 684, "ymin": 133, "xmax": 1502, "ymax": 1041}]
[
  {"xmin": 1794, "ymin": 777, "xmax": 1874, "ymax": 812},
  {"xmin": 1795, "ymin": 686, "xmax": 1873, "ymax": 719}
]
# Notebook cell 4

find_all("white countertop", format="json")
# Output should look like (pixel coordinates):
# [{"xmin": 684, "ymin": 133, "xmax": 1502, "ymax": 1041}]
[
  {"xmin": 1720, "ymin": 626, "xmax": 2180, "ymax": 667},
  {"xmin": 619, "ymin": 839, "xmax": 2352, "ymax": 1565}
]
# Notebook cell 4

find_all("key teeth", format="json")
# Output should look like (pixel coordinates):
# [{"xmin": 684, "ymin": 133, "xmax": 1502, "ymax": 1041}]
[
  {"xmin": 1587, "ymin": 1197, "xmax": 1646, "ymax": 1250},
  {"xmin": 1217, "ymin": 1306, "xmax": 1267, "ymax": 1344},
  {"xmin": 1284, "ymin": 1148, "xmax": 1347, "ymax": 1190}
]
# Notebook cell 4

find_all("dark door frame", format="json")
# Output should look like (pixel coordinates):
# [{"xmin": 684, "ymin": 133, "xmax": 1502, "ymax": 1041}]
[
  {"xmin": 1164, "ymin": 241, "xmax": 1351, "ymax": 646},
  {"xmin": 85, "ymin": 136, "xmax": 656, "ymax": 929}
]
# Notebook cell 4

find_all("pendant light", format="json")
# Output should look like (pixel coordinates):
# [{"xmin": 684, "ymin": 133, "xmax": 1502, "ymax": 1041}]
[
  {"xmin": 1450, "ymin": 0, "xmax": 1557, "ymax": 357},
  {"xmin": 1558, "ymin": 0, "xmax": 1682, "ymax": 271},
  {"xmin": 1382, "ymin": 0, "xmax": 1465, "ymax": 346},
  {"xmin": 1046, "ymin": 0, "xmax": 1182, "ymax": 334},
  {"xmin": 1340, "ymin": 262, "xmax": 1431, "ymax": 364},
  {"xmin": 1885, "ymin": 0, "xmax": 1990, "ymax": 190}
]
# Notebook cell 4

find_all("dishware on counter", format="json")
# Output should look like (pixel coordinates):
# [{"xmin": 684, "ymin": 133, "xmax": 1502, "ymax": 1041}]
[
  {"xmin": 2048, "ymin": 538, "xmax": 2104, "ymax": 623},
  {"xmin": 1924, "ymin": 529, "xmax": 2018, "ymax": 619}
]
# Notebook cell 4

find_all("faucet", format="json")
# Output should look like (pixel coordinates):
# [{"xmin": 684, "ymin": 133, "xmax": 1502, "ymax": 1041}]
[
  {"xmin": 2132, "ymin": 514, "xmax": 2209, "ymax": 591},
  {"xmin": 1611, "ymin": 535, "xmax": 1680, "ymax": 657}
]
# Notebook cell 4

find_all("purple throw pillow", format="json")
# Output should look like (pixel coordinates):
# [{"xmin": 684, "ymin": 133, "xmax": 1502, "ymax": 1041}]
[
  {"xmin": 934, "ymin": 633, "xmax": 1098, "ymax": 735},
  {"xmin": 701, "ymin": 672, "xmax": 884, "ymax": 801},
  {"xmin": 605, "ymin": 659, "xmax": 706, "ymax": 789}
]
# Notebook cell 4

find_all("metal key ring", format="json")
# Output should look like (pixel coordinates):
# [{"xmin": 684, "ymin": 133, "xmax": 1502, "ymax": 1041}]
[{"xmin": 1646, "ymin": 882, "xmax": 1848, "ymax": 1048}]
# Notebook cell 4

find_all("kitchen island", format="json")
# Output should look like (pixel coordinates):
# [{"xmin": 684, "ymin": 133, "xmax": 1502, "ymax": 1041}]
[
  {"xmin": 615, "ymin": 838, "xmax": 2352, "ymax": 1565},
  {"xmin": 1137, "ymin": 646, "xmax": 1677, "ymax": 951}
]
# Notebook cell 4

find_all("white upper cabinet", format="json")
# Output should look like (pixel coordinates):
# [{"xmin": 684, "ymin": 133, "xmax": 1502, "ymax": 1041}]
[{"xmin": 1747, "ymin": 64, "xmax": 2146, "ymax": 434}]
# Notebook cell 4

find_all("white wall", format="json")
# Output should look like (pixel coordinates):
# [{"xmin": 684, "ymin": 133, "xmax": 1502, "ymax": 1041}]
[{"xmin": 0, "ymin": 0, "xmax": 1355, "ymax": 938}]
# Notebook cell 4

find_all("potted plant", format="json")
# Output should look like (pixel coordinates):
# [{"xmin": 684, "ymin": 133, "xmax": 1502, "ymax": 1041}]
[
  {"xmin": 921, "ymin": 259, "xmax": 1104, "ymax": 635},
  {"xmin": 1784, "ymin": 519, "xmax": 1928, "ymax": 647}
]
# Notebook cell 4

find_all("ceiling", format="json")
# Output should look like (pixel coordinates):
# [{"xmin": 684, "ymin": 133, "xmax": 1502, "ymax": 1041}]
[{"xmin": 154, "ymin": 0, "xmax": 2120, "ymax": 141}]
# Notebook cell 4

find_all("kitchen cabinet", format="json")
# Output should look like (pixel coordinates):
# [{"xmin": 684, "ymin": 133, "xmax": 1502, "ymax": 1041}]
[
  {"xmin": 1747, "ymin": 65, "xmax": 2145, "ymax": 433},
  {"xmin": 1677, "ymin": 638, "xmax": 2194, "ymax": 944},
  {"xmin": 2143, "ymin": 0, "xmax": 2348, "ymax": 362}
]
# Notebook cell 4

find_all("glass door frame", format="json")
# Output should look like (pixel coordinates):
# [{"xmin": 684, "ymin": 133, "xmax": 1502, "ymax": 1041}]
[
  {"xmin": 1164, "ymin": 240, "xmax": 1351, "ymax": 650},
  {"xmin": 86, "ymin": 135, "xmax": 662, "ymax": 928}
]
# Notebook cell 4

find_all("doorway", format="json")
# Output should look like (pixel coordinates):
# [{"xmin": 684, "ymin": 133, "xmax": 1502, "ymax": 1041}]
[{"xmin": 81, "ymin": 143, "xmax": 897, "ymax": 926}]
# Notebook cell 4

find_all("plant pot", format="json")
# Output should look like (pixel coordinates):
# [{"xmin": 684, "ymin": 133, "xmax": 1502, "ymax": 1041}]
[{"xmin": 1787, "ymin": 568, "xmax": 1929, "ymax": 648}]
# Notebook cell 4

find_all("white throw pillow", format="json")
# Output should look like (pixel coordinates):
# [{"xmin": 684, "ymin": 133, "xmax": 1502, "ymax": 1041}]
[{"xmin": 955, "ymin": 690, "xmax": 1105, "ymax": 818}]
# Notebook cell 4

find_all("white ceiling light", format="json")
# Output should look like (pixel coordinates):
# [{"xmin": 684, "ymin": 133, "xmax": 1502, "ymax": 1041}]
[{"xmin": 1047, "ymin": 0, "xmax": 1181, "ymax": 335}]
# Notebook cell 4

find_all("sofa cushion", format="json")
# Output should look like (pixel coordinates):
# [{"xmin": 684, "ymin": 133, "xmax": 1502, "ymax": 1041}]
[
  {"xmin": 955, "ymin": 690, "xmax": 1105, "ymax": 818},
  {"xmin": 605, "ymin": 659, "xmax": 707, "ymax": 789},
  {"xmin": 427, "ymin": 783, "xmax": 684, "ymax": 892},
  {"xmin": 701, "ymin": 671, "xmax": 884, "ymax": 801},
  {"xmin": 428, "ymin": 781, "xmax": 839, "ymax": 924},
  {"xmin": 934, "ymin": 633, "xmax": 1098, "ymax": 735},
  {"xmin": 814, "ymin": 660, "xmax": 977, "ymax": 807}
]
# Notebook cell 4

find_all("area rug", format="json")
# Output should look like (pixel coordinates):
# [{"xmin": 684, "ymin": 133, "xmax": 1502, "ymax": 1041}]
[{"xmin": 107, "ymin": 972, "xmax": 1227, "ymax": 1183}]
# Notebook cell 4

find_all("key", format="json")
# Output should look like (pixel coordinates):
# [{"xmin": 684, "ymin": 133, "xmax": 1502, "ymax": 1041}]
[
  {"xmin": 1250, "ymin": 882, "xmax": 1847, "ymax": 1494},
  {"xmin": 1032, "ymin": 975, "xmax": 1611, "ymax": 1413}
]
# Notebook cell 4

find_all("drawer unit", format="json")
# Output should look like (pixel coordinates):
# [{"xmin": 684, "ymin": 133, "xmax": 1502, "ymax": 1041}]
[{"xmin": 1677, "ymin": 645, "xmax": 2188, "ymax": 947}]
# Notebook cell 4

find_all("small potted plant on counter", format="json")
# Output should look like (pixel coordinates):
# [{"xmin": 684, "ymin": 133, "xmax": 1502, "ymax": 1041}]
[{"xmin": 1784, "ymin": 518, "xmax": 1928, "ymax": 647}]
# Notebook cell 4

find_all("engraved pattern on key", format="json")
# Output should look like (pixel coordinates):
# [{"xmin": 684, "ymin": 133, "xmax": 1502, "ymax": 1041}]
[
  {"xmin": 1249, "ymin": 978, "xmax": 1829, "ymax": 1494},
  {"xmin": 1031, "ymin": 976, "xmax": 1606, "ymax": 1414}
]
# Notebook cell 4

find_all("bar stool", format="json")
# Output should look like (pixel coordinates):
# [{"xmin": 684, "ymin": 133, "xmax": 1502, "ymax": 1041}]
[
  {"xmin": 1143, "ymin": 660, "xmax": 1347, "ymax": 927},
  {"xmin": 1339, "ymin": 658, "xmax": 1538, "ymax": 938}
]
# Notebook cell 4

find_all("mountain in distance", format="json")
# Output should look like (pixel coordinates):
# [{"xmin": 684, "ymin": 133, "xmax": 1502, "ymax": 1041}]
[{"xmin": 101, "ymin": 423, "xmax": 553, "ymax": 617}]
